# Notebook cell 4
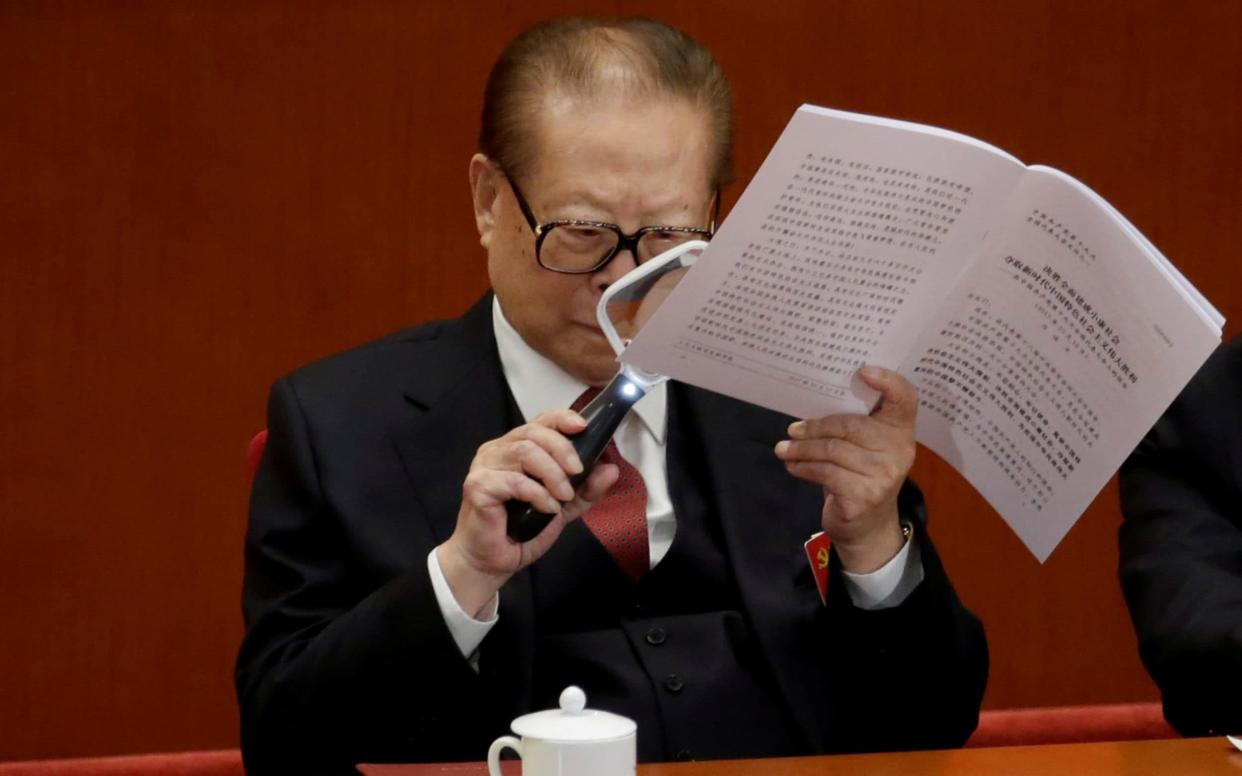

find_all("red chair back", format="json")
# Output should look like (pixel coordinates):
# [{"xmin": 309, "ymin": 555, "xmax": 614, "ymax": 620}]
[
  {"xmin": 0, "ymin": 750, "xmax": 243, "ymax": 775},
  {"xmin": 246, "ymin": 429, "xmax": 268, "ymax": 477},
  {"xmin": 967, "ymin": 702, "xmax": 1175, "ymax": 747}
]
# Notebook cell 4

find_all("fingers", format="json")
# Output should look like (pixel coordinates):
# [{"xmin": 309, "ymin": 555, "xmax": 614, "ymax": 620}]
[
  {"xmin": 473, "ymin": 413, "xmax": 588, "ymax": 504},
  {"xmin": 775, "ymin": 436, "xmax": 892, "ymax": 478},
  {"xmin": 775, "ymin": 365, "xmax": 916, "ymax": 504},
  {"xmin": 512, "ymin": 437, "xmax": 577, "ymax": 501},
  {"xmin": 507, "ymin": 463, "xmax": 619, "ymax": 569},
  {"xmin": 449, "ymin": 409, "xmax": 606, "ymax": 586},
  {"xmin": 533, "ymin": 407, "xmax": 591, "ymax": 435},
  {"xmin": 508, "ymin": 471, "xmax": 567, "ymax": 516},
  {"xmin": 527, "ymin": 410, "xmax": 589, "ymax": 473},
  {"xmin": 776, "ymin": 434, "xmax": 911, "ymax": 493},
  {"xmin": 781, "ymin": 367, "xmax": 917, "ymax": 452},
  {"xmin": 787, "ymin": 414, "xmax": 886, "ymax": 452},
  {"xmin": 565, "ymin": 463, "xmax": 620, "ymax": 520},
  {"xmin": 782, "ymin": 460, "xmax": 888, "ymax": 506}
]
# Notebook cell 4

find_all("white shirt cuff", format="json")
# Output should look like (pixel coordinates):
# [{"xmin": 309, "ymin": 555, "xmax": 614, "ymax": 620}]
[
  {"xmin": 427, "ymin": 548, "xmax": 499, "ymax": 663},
  {"xmin": 840, "ymin": 530, "xmax": 924, "ymax": 609}
]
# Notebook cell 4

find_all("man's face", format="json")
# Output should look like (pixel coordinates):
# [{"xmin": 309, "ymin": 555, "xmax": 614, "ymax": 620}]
[{"xmin": 471, "ymin": 95, "xmax": 715, "ymax": 386}]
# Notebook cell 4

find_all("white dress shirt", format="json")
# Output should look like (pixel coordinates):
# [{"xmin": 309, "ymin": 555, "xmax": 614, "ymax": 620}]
[{"xmin": 427, "ymin": 298, "xmax": 924, "ymax": 662}]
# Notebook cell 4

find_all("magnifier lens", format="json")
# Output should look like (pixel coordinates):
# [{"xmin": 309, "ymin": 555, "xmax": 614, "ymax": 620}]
[{"xmin": 602, "ymin": 256, "xmax": 697, "ymax": 351}]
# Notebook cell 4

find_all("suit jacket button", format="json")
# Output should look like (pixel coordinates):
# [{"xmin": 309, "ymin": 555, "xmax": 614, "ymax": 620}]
[
  {"xmin": 663, "ymin": 674, "xmax": 684, "ymax": 693},
  {"xmin": 675, "ymin": 749, "xmax": 693, "ymax": 761},
  {"xmin": 645, "ymin": 627, "xmax": 667, "ymax": 646}
]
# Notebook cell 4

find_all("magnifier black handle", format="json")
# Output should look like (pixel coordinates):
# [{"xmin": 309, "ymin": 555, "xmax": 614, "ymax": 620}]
[{"xmin": 505, "ymin": 372, "xmax": 645, "ymax": 542}]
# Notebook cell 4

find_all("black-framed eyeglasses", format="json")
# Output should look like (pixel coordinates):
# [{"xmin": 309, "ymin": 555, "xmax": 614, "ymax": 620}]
[{"xmin": 504, "ymin": 173, "xmax": 718, "ymax": 275}]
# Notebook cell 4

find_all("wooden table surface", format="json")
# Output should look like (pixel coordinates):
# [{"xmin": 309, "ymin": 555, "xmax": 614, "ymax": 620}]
[{"xmin": 360, "ymin": 737, "xmax": 1242, "ymax": 775}]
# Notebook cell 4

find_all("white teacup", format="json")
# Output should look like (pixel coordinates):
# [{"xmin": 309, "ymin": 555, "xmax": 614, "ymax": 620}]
[{"xmin": 487, "ymin": 686, "xmax": 636, "ymax": 776}]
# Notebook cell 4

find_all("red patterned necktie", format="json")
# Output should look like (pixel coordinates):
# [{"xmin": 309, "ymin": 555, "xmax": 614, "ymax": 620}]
[{"xmin": 572, "ymin": 388, "xmax": 650, "ymax": 581}]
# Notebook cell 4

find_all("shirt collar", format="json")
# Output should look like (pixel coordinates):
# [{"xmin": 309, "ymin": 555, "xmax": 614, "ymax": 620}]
[{"xmin": 492, "ymin": 296, "xmax": 667, "ymax": 443}]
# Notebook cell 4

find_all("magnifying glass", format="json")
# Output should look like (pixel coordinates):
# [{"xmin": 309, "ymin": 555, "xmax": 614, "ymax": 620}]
[{"xmin": 505, "ymin": 240, "xmax": 708, "ymax": 542}]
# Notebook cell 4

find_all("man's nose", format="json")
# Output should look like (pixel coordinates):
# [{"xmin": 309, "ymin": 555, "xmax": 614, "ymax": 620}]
[{"xmin": 593, "ymin": 247, "xmax": 639, "ymax": 289}]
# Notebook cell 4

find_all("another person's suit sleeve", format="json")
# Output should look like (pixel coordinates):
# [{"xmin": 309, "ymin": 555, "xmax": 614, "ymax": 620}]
[{"xmin": 1119, "ymin": 337, "xmax": 1242, "ymax": 736}]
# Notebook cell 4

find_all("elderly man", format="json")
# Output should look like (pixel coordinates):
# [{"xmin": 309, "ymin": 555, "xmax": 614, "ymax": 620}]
[{"xmin": 237, "ymin": 16, "xmax": 987, "ymax": 774}]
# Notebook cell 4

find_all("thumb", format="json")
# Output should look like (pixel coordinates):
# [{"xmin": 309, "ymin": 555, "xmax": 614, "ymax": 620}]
[
  {"xmin": 564, "ymin": 463, "xmax": 620, "ymax": 520},
  {"xmin": 859, "ymin": 366, "xmax": 918, "ymax": 428}
]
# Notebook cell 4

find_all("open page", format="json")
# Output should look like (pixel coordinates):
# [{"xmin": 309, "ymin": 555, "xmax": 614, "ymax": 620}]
[
  {"xmin": 623, "ymin": 105, "xmax": 1025, "ymax": 418},
  {"xmin": 902, "ymin": 167, "xmax": 1221, "ymax": 561},
  {"xmin": 1030, "ymin": 165, "xmax": 1224, "ymax": 332}
]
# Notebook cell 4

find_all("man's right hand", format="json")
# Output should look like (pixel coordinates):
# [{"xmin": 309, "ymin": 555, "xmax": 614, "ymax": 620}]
[{"xmin": 435, "ymin": 409, "xmax": 619, "ymax": 618}]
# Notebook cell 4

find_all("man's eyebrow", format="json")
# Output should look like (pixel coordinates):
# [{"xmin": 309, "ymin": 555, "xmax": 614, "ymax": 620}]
[
  {"xmin": 542, "ymin": 189, "xmax": 615, "ymax": 217},
  {"xmin": 545, "ymin": 190, "xmax": 696, "ymax": 223}
]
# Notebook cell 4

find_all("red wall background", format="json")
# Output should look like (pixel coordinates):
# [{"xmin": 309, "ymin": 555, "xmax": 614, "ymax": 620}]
[{"xmin": 2, "ymin": 0, "xmax": 1239, "ymax": 761}]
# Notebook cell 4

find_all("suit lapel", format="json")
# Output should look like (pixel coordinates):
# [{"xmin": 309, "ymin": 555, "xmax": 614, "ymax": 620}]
[
  {"xmin": 673, "ymin": 384, "xmax": 832, "ymax": 751},
  {"xmin": 392, "ymin": 296, "xmax": 513, "ymax": 542},
  {"xmin": 389, "ymin": 294, "xmax": 536, "ymax": 718}
]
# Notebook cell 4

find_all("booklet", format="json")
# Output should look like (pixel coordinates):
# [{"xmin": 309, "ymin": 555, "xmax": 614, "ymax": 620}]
[{"xmin": 623, "ymin": 104, "xmax": 1224, "ymax": 562}]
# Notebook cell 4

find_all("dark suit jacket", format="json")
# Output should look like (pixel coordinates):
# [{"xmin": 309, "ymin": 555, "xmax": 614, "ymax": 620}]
[
  {"xmin": 1120, "ymin": 335, "xmax": 1242, "ymax": 736},
  {"xmin": 236, "ymin": 295, "xmax": 988, "ymax": 773}
]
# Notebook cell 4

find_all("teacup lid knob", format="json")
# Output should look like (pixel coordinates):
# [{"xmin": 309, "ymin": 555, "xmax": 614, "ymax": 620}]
[
  {"xmin": 559, "ymin": 685, "xmax": 586, "ymax": 713},
  {"xmin": 510, "ymin": 685, "xmax": 635, "ymax": 741}
]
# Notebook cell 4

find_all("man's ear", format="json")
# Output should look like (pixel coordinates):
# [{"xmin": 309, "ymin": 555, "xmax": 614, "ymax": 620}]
[{"xmin": 469, "ymin": 153, "xmax": 502, "ymax": 250}]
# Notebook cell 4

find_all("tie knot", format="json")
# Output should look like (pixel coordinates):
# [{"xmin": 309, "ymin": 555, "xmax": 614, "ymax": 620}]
[{"xmin": 571, "ymin": 387, "xmax": 601, "ymax": 413}]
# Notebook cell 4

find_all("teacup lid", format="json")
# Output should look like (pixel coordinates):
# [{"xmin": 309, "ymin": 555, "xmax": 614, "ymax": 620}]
[{"xmin": 510, "ymin": 686, "xmax": 637, "ymax": 742}]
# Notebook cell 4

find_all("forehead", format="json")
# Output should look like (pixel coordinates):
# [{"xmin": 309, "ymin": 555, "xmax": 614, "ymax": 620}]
[{"xmin": 524, "ymin": 93, "xmax": 714, "ymax": 214}]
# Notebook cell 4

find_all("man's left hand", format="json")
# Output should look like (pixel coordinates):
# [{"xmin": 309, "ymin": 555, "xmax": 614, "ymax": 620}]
[{"xmin": 775, "ymin": 366, "xmax": 918, "ymax": 574}]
